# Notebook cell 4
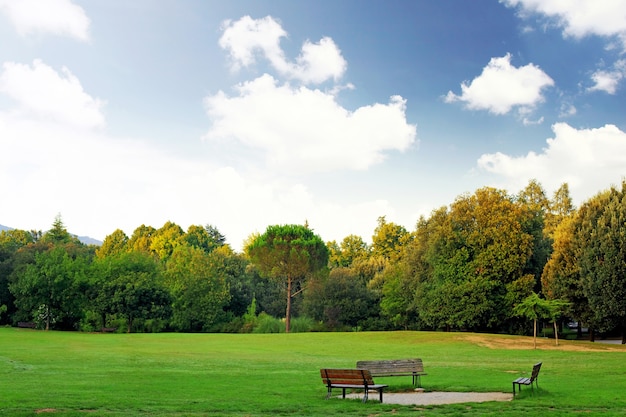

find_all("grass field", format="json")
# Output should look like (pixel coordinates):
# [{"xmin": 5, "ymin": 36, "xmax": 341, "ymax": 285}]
[{"xmin": 1, "ymin": 328, "xmax": 626, "ymax": 416}]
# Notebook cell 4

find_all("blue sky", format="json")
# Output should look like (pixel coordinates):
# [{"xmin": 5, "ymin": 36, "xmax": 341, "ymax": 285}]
[{"xmin": 1, "ymin": 0, "xmax": 625, "ymax": 250}]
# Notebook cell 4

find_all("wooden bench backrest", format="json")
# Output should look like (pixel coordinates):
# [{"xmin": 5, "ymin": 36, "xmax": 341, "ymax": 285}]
[
  {"xmin": 356, "ymin": 359, "xmax": 424, "ymax": 374},
  {"xmin": 320, "ymin": 368, "xmax": 375, "ymax": 385},
  {"xmin": 530, "ymin": 362, "xmax": 542, "ymax": 381}
]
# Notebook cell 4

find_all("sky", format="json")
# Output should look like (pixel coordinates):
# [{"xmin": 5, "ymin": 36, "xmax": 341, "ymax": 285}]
[{"xmin": 0, "ymin": 0, "xmax": 625, "ymax": 251}]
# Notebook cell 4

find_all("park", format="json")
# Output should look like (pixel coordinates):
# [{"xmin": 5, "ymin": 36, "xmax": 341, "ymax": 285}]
[{"xmin": 2, "ymin": 327, "xmax": 626, "ymax": 416}]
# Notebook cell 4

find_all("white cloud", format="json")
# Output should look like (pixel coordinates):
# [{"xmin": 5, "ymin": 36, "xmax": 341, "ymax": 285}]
[
  {"xmin": 445, "ymin": 53, "xmax": 554, "ymax": 116},
  {"xmin": 219, "ymin": 15, "xmax": 347, "ymax": 84},
  {"xmin": 203, "ymin": 74, "xmax": 416, "ymax": 174},
  {"xmin": 0, "ymin": 60, "xmax": 105, "ymax": 129},
  {"xmin": 0, "ymin": 0, "xmax": 90, "ymax": 41},
  {"xmin": 501, "ymin": 0, "xmax": 626, "ymax": 44},
  {"xmin": 0, "ymin": 60, "xmax": 402, "ymax": 250},
  {"xmin": 477, "ymin": 123, "xmax": 626, "ymax": 202},
  {"xmin": 588, "ymin": 59, "xmax": 626, "ymax": 94}
]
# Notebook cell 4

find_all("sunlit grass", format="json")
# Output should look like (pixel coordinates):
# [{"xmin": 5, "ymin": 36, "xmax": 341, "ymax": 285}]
[{"xmin": 1, "ymin": 328, "xmax": 625, "ymax": 416}]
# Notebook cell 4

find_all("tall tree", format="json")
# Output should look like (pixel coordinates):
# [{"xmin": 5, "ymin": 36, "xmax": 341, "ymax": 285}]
[
  {"xmin": 150, "ymin": 221, "xmax": 184, "ymax": 260},
  {"xmin": 93, "ymin": 251, "xmax": 171, "ymax": 333},
  {"xmin": 164, "ymin": 245, "xmax": 230, "ymax": 331},
  {"xmin": 10, "ymin": 246, "xmax": 89, "ymax": 330},
  {"xmin": 247, "ymin": 224, "xmax": 328, "ymax": 332},
  {"xmin": 517, "ymin": 179, "xmax": 552, "ymax": 288},
  {"xmin": 545, "ymin": 183, "xmax": 575, "ymax": 239},
  {"xmin": 372, "ymin": 216, "xmax": 409, "ymax": 262},
  {"xmin": 127, "ymin": 225, "xmax": 156, "ymax": 253},
  {"xmin": 96, "ymin": 229, "xmax": 129, "ymax": 259},
  {"xmin": 0, "ymin": 229, "xmax": 34, "ymax": 324},
  {"xmin": 578, "ymin": 182, "xmax": 626, "ymax": 343},
  {"xmin": 417, "ymin": 188, "xmax": 535, "ymax": 331},
  {"xmin": 41, "ymin": 214, "xmax": 78, "ymax": 245}
]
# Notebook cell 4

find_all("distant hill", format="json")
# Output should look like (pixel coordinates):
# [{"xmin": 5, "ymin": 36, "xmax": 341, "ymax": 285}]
[
  {"xmin": 75, "ymin": 235, "xmax": 102, "ymax": 246},
  {"xmin": 0, "ymin": 224, "xmax": 102, "ymax": 246}
]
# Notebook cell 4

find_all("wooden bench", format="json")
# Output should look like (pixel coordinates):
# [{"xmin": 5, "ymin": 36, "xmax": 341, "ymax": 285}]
[
  {"xmin": 512, "ymin": 362, "xmax": 542, "ymax": 397},
  {"xmin": 356, "ymin": 358, "xmax": 427, "ymax": 387},
  {"xmin": 17, "ymin": 322, "xmax": 36, "ymax": 329},
  {"xmin": 320, "ymin": 368, "xmax": 388, "ymax": 403},
  {"xmin": 101, "ymin": 327, "xmax": 117, "ymax": 333}
]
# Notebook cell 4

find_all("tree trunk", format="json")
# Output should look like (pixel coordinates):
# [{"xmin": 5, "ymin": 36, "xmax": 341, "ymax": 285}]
[
  {"xmin": 553, "ymin": 321, "xmax": 559, "ymax": 346},
  {"xmin": 285, "ymin": 277, "xmax": 292, "ymax": 333},
  {"xmin": 533, "ymin": 318, "xmax": 537, "ymax": 349}
]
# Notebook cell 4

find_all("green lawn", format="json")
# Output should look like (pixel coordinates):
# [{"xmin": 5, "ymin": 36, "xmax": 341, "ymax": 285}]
[{"xmin": 1, "ymin": 328, "xmax": 625, "ymax": 416}]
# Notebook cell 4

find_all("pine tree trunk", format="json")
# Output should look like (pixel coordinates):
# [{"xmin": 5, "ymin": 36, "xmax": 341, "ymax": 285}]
[
  {"xmin": 533, "ymin": 318, "xmax": 537, "ymax": 349},
  {"xmin": 285, "ymin": 277, "xmax": 292, "ymax": 333}
]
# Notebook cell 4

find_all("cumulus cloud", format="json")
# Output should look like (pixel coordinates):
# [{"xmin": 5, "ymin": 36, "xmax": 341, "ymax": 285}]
[
  {"xmin": 502, "ymin": 1, "xmax": 626, "ymax": 92},
  {"xmin": 445, "ymin": 53, "xmax": 554, "ymax": 116},
  {"xmin": 0, "ymin": 60, "xmax": 105, "ymax": 129},
  {"xmin": 0, "ymin": 0, "xmax": 90, "ymax": 41},
  {"xmin": 477, "ymin": 123, "xmax": 626, "ymax": 201},
  {"xmin": 0, "ymin": 59, "xmax": 401, "ymax": 250},
  {"xmin": 219, "ymin": 15, "xmax": 347, "ymax": 84},
  {"xmin": 501, "ymin": 0, "xmax": 626, "ymax": 45},
  {"xmin": 203, "ymin": 74, "xmax": 416, "ymax": 174},
  {"xmin": 588, "ymin": 59, "xmax": 626, "ymax": 94}
]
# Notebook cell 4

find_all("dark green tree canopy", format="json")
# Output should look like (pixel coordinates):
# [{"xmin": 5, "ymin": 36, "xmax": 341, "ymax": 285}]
[{"xmin": 247, "ymin": 224, "xmax": 328, "ymax": 332}]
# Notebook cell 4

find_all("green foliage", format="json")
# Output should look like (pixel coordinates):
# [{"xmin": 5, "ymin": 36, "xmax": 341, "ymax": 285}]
[
  {"xmin": 91, "ymin": 251, "xmax": 171, "ymax": 333},
  {"xmin": 9, "ymin": 246, "xmax": 89, "ymax": 330},
  {"xmin": 578, "ymin": 181, "xmax": 626, "ymax": 335},
  {"xmin": 96, "ymin": 229, "xmax": 129, "ymax": 258},
  {"xmin": 253, "ymin": 312, "xmax": 284, "ymax": 333},
  {"xmin": 303, "ymin": 267, "xmax": 378, "ymax": 330},
  {"xmin": 248, "ymin": 224, "xmax": 328, "ymax": 332},
  {"xmin": 411, "ymin": 187, "xmax": 536, "ymax": 331},
  {"xmin": 164, "ymin": 245, "xmax": 231, "ymax": 332}
]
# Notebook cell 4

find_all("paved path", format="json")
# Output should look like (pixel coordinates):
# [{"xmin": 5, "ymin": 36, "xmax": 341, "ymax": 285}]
[{"xmin": 345, "ymin": 391, "xmax": 513, "ymax": 405}]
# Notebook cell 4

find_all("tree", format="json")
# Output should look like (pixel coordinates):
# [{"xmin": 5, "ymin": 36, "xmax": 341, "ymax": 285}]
[
  {"xmin": 96, "ymin": 229, "xmax": 129, "ymax": 258},
  {"xmin": 303, "ymin": 267, "xmax": 378, "ymax": 330},
  {"xmin": 541, "ymin": 215, "xmax": 591, "ymax": 337},
  {"xmin": 164, "ymin": 245, "xmax": 231, "ymax": 331},
  {"xmin": 150, "ymin": 221, "xmax": 184, "ymax": 260},
  {"xmin": 0, "ymin": 229, "xmax": 34, "ymax": 324},
  {"xmin": 127, "ymin": 225, "xmax": 156, "ymax": 253},
  {"xmin": 372, "ymin": 216, "xmax": 409, "ymax": 262},
  {"xmin": 247, "ymin": 224, "xmax": 328, "ymax": 333},
  {"xmin": 41, "ymin": 214, "xmax": 79, "ymax": 245},
  {"xmin": 545, "ymin": 183, "xmax": 575, "ymax": 239},
  {"xmin": 517, "ymin": 179, "xmax": 552, "ymax": 288},
  {"xmin": 417, "ymin": 188, "xmax": 535, "ymax": 331},
  {"xmin": 577, "ymin": 182, "xmax": 626, "ymax": 343},
  {"xmin": 513, "ymin": 292, "xmax": 548, "ymax": 349},
  {"xmin": 92, "ymin": 251, "xmax": 171, "ymax": 333},
  {"xmin": 513, "ymin": 292, "xmax": 568, "ymax": 348},
  {"xmin": 10, "ymin": 246, "xmax": 89, "ymax": 330}
]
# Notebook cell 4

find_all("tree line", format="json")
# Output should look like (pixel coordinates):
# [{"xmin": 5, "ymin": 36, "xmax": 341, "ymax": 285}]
[{"xmin": 0, "ymin": 179, "xmax": 625, "ymax": 341}]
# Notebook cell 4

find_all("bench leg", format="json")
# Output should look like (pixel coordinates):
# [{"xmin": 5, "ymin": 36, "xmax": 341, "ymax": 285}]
[
  {"xmin": 342, "ymin": 388, "xmax": 346, "ymax": 399},
  {"xmin": 379, "ymin": 388, "xmax": 384, "ymax": 403},
  {"xmin": 326, "ymin": 386, "xmax": 332, "ymax": 399},
  {"xmin": 362, "ymin": 389, "xmax": 368, "ymax": 403}
]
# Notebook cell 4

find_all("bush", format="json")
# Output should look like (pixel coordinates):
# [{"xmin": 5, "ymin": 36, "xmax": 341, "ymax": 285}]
[
  {"xmin": 252, "ymin": 313, "xmax": 284, "ymax": 333},
  {"xmin": 289, "ymin": 316, "xmax": 315, "ymax": 333}
]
